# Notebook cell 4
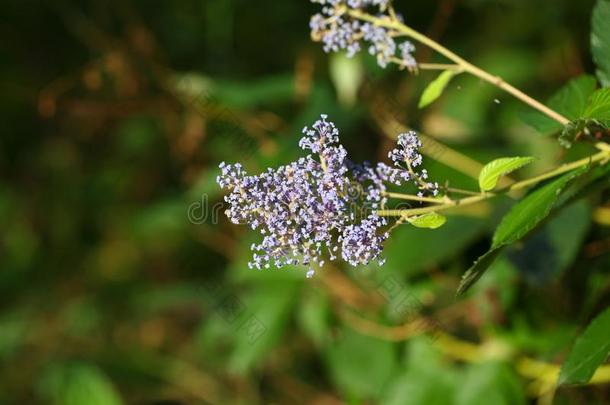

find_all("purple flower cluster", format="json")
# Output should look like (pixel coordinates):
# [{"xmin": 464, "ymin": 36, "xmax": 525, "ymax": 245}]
[
  {"xmin": 388, "ymin": 131, "xmax": 440, "ymax": 197},
  {"xmin": 217, "ymin": 115, "xmax": 437, "ymax": 277},
  {"xmin": 341, "ymin": 216, "xmax": 387, "ymax": 266},
  {"xmin": 310, "ymin": 0, "xmax": 417, "ymax": 69}
]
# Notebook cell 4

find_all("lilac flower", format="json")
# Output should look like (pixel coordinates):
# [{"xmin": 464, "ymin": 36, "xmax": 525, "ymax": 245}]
[
  {"xmin": 388, "ymin": 131, "xmax": 440, "ymax": 196},
  {"xmin": 399, "ymin": 41, "xmax": 417, "ymax": 69},
  {"xmin": 362, "ymin": 23, "xmax": 396, "ymax": 68},
  {"xmin": 347, "ymin": 0, "xmax": 388, "ymax": 8},
  {"xmin": 310, "ymin": 0, "xmax": 417, "ymax": 69},
  {"xmin": 340, "ymin": 215, "xmax": 388, "ymax": 266},
  {"xmin": 217, "ymin": 115, "xmax": 438, "ymax": 277}
]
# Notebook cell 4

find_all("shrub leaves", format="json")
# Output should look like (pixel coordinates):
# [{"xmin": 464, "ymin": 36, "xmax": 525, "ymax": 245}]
[
  {"xmin": 419, "ymin": 70, "xmax": 459, "ymax": 108},
  {"xmin": 559, "ymin": 307, "xmax": 610, "ymax": 385},
  {"xmin": 491, "ymin": 168, "xmax": 586, "ymax": 248},
  {"xmin": 583, "ymin": 88, "xmax": 610, "ymax": 120},
  {"xmin": 407, "ymin": 212, "xmax": 447, "ymax": 229},
  {"xmin": 592, "ymin": 0, "xmax": 610, "ymax": 87},
  {"xmin": 458, "ymin": 168, "xmax": 587, "ymax": 295},
  {"xmin": 478, "ymin": 157, "xmax": 535, "ymax": 192}
]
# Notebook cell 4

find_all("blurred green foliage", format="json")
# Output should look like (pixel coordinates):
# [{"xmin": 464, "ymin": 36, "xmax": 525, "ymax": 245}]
[{"xmin": 1, "ymin": 0, "xmax": 609, "ymax": 404}]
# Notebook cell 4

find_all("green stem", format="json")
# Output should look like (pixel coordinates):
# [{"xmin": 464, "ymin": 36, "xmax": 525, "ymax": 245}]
[
  {"xmin": 446, "ymin": 187, "xmax": 483, "ymax": 196},
  {"xmin": 378, "ymin": 148, "xmax": 610, "ymax": 218},
  {"xmin": 383, "ymin": 191, "xmax": 450, "ymax": 204},
  {"xmin": 418, "ymin": 63, "xmax": 463, "ymax": 71},
  {"xmin": 347, "ymin": 9, "xmax": 570, "ymax": 126}
]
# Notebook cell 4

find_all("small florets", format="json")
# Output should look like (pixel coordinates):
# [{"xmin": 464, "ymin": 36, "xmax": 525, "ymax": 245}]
[
  {"xmin": 309, "ymin": 0, "xmax": 417, "ymax": 70},
  {"xmin": 217, "ymin": 115, "xmax": 438, "ymax": 277}
]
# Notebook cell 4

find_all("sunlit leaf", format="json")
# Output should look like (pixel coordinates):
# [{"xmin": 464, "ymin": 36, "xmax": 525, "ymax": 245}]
[
  {"xmin": 330, "ymin": 53, "xmax": 364, "ymax": 107},
  {"xmin": 419, "ymin": 70, "xmax": 459, "ymax": 108},
  {"xmin": 478, "ymin": 157, "xmax": 535, "ymax": 191},
  {"xmin": 583, "ymin": 88, "xmax": 610, "ymax": 120},
  {"xmin": 407, "ymin": 212, "xmax": 447, "ymax": 229}
]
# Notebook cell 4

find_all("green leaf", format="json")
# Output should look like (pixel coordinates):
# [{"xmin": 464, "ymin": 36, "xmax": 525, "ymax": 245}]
[
  {"xmin": 38, "ymin": 363, "xmax": 123, "ymax": 405},
  {"xmin": 455, "ymin": 362, "xmax": 525, "ymax": 405},
  {"xmin": 562, "ymin": 160, "xmax": 610, "ymax": 205},
  {"xmin": 458, "ymin": 168, "xmax": 586, "ymax": 295},
  {"xmin": 297, "ymin": 289, "xmax": 330, "ymax": 346},
  {"xmin": 419, "ymin": 70, "xmax": 459, "ymax": 108},
  {"xmin": 382, "ymin": 339, "xmax": 457, "ymax": 405},
  {"xmin": 457, "ymin": 249, "xmax": 504, "ymax": 296},
  {"xmin": 383, "ymin": 371, "xmax": 454, "ymax": 405},
  {"xmin": 521, "ymin": 75, "xmax": 597, "ymax": 134},
  {"xmin": 407, "ymin": 212, "xmax": 447, "ymax": 229},
  {"xmin": 592, "ymin": 0, "xmax": 610, "ymax": 87},
  {"xmin": 478, "ymin": 157, "xmax": 535, "ymax": 191},
  {"xmin": 330, "ymin": 53, "xmax": 364, "ymax": 107},
  {"xmin": 492, "ymin": 168, "xmax": 586, "ymax": 248},
  {"xmin": 530, "ymin": 84, "xmax": 610, "ymax": 148},
  {"xmin": 559, "ymin": 307, "xmax": 610, "ymax": 385},
  {"xmin": 551, "ymin": 76, "xmax": 599, "ymax": 119},
  {"xmin": 583, "ymin": 88, "xmax": 610, "ymax": 120},
  {"xmin": 506, "ymin": 201, "xmax": 591, "ymax": 283},
  {"xmin": 227, "ymin": 280, "xmax": 299, "ymax": 374},
  {"xmin": 326, "ymin": 328, "xmax": 397, "ymax": 399}
]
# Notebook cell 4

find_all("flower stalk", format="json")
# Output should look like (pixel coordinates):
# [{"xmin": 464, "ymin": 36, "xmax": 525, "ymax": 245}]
[
  {"xmin": 345, "ymin": 8, "xmax": 571, "ymax": 125},
  {"xmin": 378, "ymin": 145, "xmax": 610, "ymax": 218}
]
